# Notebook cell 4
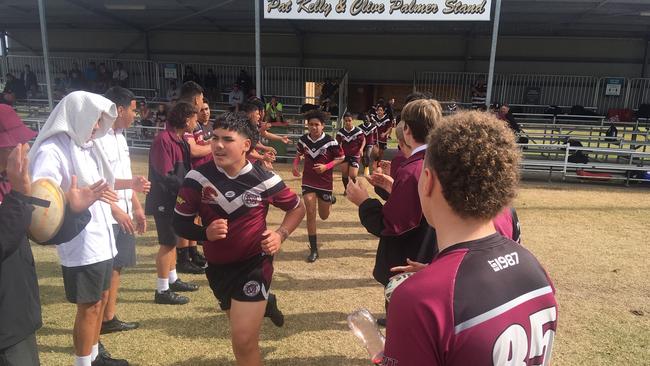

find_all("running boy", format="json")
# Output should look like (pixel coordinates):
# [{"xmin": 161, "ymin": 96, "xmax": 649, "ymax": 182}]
[
  {"xmin": 358, "ymin": 113, "xmax": 377, "ymax": 176},
  {"xmin": 371, "ymin": 105, "xmax": 393, "ymax": 165},
  {"xmin": 382, "ymin": 111, "xmax": 557, "ymax": 365},
  {"xmin": 335, "ymin": 112, "xmax": 365, "ymax": 192},
  {"xmin": 173, "ymin": 113, "xmax": 305, "ymax": 366},
  {"xmin": 292, "ymin": 109, "xmax": 344, "ymax": 262}
]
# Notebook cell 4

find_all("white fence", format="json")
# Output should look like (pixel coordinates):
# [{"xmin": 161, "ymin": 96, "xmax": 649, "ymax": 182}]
[{"xmin": 414, "ymin": 71, "xmax": 649, "ymax": 113}]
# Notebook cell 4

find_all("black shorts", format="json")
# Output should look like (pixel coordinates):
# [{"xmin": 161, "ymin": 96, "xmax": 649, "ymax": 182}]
[
  {"xmin": 205, "ymin": 254, "xmax": 273, "ymax": 311},
  {"xmin": 61, "ymin": 258, "xmax": 113, "ymax": 304},
  {"xmin": 112, "ymin": 224, "xmax": 136, "ymax": 268},
  {"xmin": 343, "ymin": 155, "xmax": 360, "ymax": 168},
  {"xmin": 378, "ymin": 141, "xmax": 388, "ymax": 150},
  {"xmin": 154, "ymin": 214, "xmax": 178, "ymax": 247},
  {"xmin": 302, "ymin": 185, "xmax": 333, "ymax": 202}
]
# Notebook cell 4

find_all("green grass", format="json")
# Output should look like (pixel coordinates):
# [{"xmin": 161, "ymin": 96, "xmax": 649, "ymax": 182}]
[{"xmin": 32, "ymin": 155, "xmax": 650, "ymax": 365}]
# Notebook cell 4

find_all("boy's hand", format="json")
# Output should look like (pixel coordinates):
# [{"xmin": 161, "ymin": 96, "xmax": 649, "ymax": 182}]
[
  {"xmin": 261, "ymin": 229, "xmax": 282, "ymax": 255},
  {"xmin": 206, "ymin": 219, "xmax": 228, "ymax": 241},
  {"xmin": 66, "ymin": 176, "xmax": 118, "ymax": 213},
  {"xmin": 131, "ymin": 176, "xmax": 151, "ymax": 194},
  {"xmin": 292, "ymin": 167, "xmax": 301, "ymax": 177},
  {"xmin": 367, "ymin": 173, "xmax": 394, "ymax": 193},
  {"xmin": 379, "ymin": 160, "xmax": 391, "ymax": 173},
  {"xmin": 112, "ymin": 206, "xmax": 134, "ymax": 235},
  {"xmin": 345, "ymin": 179, "xmax": 369, "ymax": 207},
  {"xmin": 263, "ymin": 151, "xmax": 276, "ymax": 163},
  {"xmin": 134, "ymin": 208, "xmax": 147, "ymax": 234},
  {"xmin": 312, "ymin": 164, "xmax": 328, "ymax": 174},
  {"xmin": 263, "ymin": 145, "xmax": 277, "ymax": 155},
  {"xmin": 390, "ymin": 258, "xmax": 428, "ymax": 273},
  {"xmin": 6, "ymin": 143, "xmax": 31, "ymax": 195}
]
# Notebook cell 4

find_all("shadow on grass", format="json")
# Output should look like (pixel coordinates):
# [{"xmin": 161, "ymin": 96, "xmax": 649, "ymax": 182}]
[
  {"xmin": 38, "ymin": 343, "xmax": 74, "ymax": 355},
  {"xmin": 38, "ymin": 284, "xmax": 66, "ymax": 306},
  {"xmin": 277, "ymin": 247, "xmax": 376, "ymax": 262},
  {"xmin": 166, "ymin": 355, "xmax": 369, "ymax": 366},
  {"xmin": 141, "ymin": 310, "xmax": 353, "ymax": 341},
  {"xmin": 272, "ymin": 274, "xmax": 377, "ymax": 292},
  {"xmin": 35, "ymin": 261, "xmax": 62, "ymax": 280},
  {"xmin": 290, "ymin": 233, "xmax": 373, "ymax": 243}
]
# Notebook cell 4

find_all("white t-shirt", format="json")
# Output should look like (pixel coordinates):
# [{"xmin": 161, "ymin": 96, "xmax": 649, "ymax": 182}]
[
  {"xmin": 31, "ymin": 134, "xmax": 117, "ymax": 267},
  {"xmin": 96, "ymin": 128, "xmax": 133, "ymax": 222}
]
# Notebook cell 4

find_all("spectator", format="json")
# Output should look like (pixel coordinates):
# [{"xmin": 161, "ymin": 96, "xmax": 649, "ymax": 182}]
[
  {"xmin": 228, "ymin": 83, "xmax": 244, "ymax": 112},
  {"xmin": 182, "ymin": 66, "xmax": 200, "ymax": 84},
  {"xmin": 236, "ymin": 69, "xmax": 253, "ymax": 95},
  {"xmin": 265, "ymin": 95, "xmax": 284, "ymax": 124},
  {"xmin": 69, "ymin": 70, "xmax": 85, "ymax": 91},
  {"xmin": 154, "ymin": 103, "xmax": 168, "ymax": 129},
  {"xmin": 166, "ymin": 81, "xmax": 179, "ymax": 101},
  {"xmin": 3, "ymin": 73, "xmax": 25, "ymax": 100},
  {"xmin": 19, "ymin": 65, "xmax": 38, "ymax": 98},
  {"xmin": 203, "ymin": 68, "xmax": 218, "ymax": 100},
  {"xmin": 84, "ymin": 62, "xmax": 98, "ymax": 91},
  {"xmin": 320, "ymin": 78, "xmax": 337, "ymax": 102},
  {"xmin": 112, "ymin": 62, "xmax": 129, "ymax": 88},
  {"xmin": 471, "ymin": 77, "xmax": 487, "ymax": 109},
  {"xmin": 97, "ymin": 63, "xmax": 112, "ymax": 92}
]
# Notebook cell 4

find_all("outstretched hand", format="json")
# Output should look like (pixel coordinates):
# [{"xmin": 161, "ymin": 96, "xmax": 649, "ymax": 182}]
[
  {"xmin": 132, "ymin": 176, "xmax": 151, "ymax": 194},
  {"xmin": 390, "ymin": 258, "xmax": 428, "ymax": 274},
  {"xmin": 66, "ymin": 176, "xmax": 118, "ymax": 213},
  {"xmin": 7, "ymin": 143, "xmax": 31, "ymax": 195}
]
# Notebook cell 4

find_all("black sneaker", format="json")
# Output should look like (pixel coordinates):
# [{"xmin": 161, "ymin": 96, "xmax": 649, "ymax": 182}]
[
  {"xmin": 154, "ymin": 290, "xmax": 189, "ymax": 305},
  {"xmin": 264, "ymin": 293, "xmax": 285, "ymax": 327},
  {"xmin": 307, "ymin": 249, "xmax": 319, "ymax": 263},
  {"xmin": 91, "ymin": 354, "xmax": 129, "ymax": 366},
  {"xmin": 191, "ymin": 251, "xmax": 207, "ymax": 268},
  {"xmin": 98, "ymin": 342, "xmax": 110, "ymax": 359},
  {"xmin": 376, "ymin": 317, "xmax": 387, "ymax": 327},
  {"xmin": 169, "ymin": 278, "xmax": 199, "ymax": 292},
  {"xmin": 330, "ymin": 194, "xmax": 337, "ymax": 205},
  {"xmin": 176, "ymin": 260, "xmax": 205, "ymax": 274},
  {"xmin": 100, "ymin": 316, "xmax": 139, "ymax": 334}
]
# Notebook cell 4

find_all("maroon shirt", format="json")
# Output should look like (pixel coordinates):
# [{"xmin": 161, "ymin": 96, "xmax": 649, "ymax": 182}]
[
  {"xmin": 389, "ymin": 151, "xmax": 407, "ymax": 179},
  {"xmin": 383, "ymin": 234, "xmax": 558, "ymax": 366},
  {"xmin": 372, "ymin": 114, "xmax": 393, "ymax": 143},
  {"xmin": 336, "ymin": 126, "xmax": 365, "ymax": 158},
  {"xmin": 145, "ymin": 125, "xmax": 191, "ymax": 216},
  {"xmin": 296, "ymin": 133, "xmax": 344, "ymax": 192},
  {"xmin": 359, "ymin": 121, "xmax": 378, "ymax": 146},
  {"xmin": 184, "ymin": 124, "xmax": 213, "ymax": 168},
  {"xmin": 175, "ymin": 161, "xmax": 300, "ymax": 264},
  {"xmin": 381, "ymin": 150, "xmax": 425, "ymax": 236}
]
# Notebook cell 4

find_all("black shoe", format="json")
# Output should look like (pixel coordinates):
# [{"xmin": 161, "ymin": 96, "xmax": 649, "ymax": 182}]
[
  {"xmin": 264, "ymin": 293, "xmax": 285, "ymax": 327},
  {"xmin": 100, "ymin": 316, "xmax": 139, "ymax": 334},
  {"xmin": 307, "ymin": 249, "xmax": 319, "ymax": 263},
  {"xmin": 98, "ymin": 342, "xmax": 110, "ymax": 359},
  {"xmin": 377, "ymin": 317, "xmax": 387, "ymax": 327},
  {"xmin": 169, "ymin": 278, "xmax": 199, "ymax": 292},
  {"xmin": 91, "ymin": 354, "xmax": 129, "ymax": 366},
  {"xmin": 176, "ymin": 260, "xmax": 205, "ymax": 274},
  {"xmin": 154, "ymin": 290, "xmax": 189, "ymax": 305},
  {"xmin": 191, "ymin": 251, "xmax": 207, "ymax": 268},
  {"xmin": 330, "ymin": 194, "xmax": 337, "ymax": 204}
]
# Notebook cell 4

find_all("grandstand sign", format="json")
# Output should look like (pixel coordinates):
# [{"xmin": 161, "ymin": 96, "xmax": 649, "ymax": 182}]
[{"xmin": 264, "ymin": 0, "xmax": 491, "ymax": 21}]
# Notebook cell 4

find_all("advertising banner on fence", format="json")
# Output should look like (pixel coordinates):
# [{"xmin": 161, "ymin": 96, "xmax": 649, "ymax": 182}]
[{"xmin": 264, "ymin": 0, "xmax": 491, "ymax": 21}]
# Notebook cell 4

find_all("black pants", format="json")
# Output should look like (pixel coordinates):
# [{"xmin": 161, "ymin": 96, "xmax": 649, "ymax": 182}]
[{"xmin": 0, "ymin": 333, "xmax": 39, "ymax": 366}]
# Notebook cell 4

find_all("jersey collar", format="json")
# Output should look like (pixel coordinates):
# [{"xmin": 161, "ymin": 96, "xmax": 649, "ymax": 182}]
[{"xmin": 216, "ymin": 161, "xmax": 253, "ymax": 179}]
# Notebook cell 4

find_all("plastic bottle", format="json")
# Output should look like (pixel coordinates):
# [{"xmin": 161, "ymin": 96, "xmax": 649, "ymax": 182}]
[{"xmin": 347, "ymin": 308, "xmax": 385, "ymax": 365}]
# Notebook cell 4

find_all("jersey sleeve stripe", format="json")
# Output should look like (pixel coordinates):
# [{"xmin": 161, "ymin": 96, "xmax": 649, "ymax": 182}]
[
  {"xmin": 174, "ymin": 208, "xmax": 197, "ymax": 217},
  {"xmin": 454, "ymin": 286, "xmax": 553, "ymax": 335}
]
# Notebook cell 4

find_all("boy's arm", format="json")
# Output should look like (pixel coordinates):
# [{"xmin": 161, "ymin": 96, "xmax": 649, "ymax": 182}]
[
  {"xmin": 132, "ymin": 193, "xmax": 146, "ymax": 234},
  {"xmin": 172, "ymin": 178, "xmax": 206, "ymax": 241},
  {"xmin": 186, "ymin": 135, "xmax": 212, "ymax": 158},
  {"xmin": 262, "ymin": 130, "xmax": 289, "ymax": 144},
  {"xmin": 263, "ymin": 184, "xmax": 306, "ymax": 255}
]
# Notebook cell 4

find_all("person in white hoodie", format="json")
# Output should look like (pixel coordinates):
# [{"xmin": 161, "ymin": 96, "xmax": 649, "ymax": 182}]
[{"xmin": 29, "ymin": 91, "xmax": 129, "ymax": 366}]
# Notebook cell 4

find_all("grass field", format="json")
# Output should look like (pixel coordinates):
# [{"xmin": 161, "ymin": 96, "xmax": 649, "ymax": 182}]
[{"xmin": 32, "ymin": 154, "xmax": 650, "ymax": 365}]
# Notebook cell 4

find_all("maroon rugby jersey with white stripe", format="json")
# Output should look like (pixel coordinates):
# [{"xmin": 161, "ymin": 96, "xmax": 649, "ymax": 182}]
[
  {"xmin": 372, "ymin": 114, "xmax": 393, "ymax": 143},
  {"xmin": 336, "ymin": 126, "xmax": 365, "ymax": 158},
  {"xmin": 175, "ymin": 161, "xmax": 300, "ymax": 264},
  {"xmin": 383, "ymin": 233, "xmax": 558, "ymax": 366},
  {"xmin": 296, "ymin": 133, "xmax": 344, "ymax": 192},
  {"xmin": 359, "ymin": 121, "xmax": 378, "ymax": 146}
]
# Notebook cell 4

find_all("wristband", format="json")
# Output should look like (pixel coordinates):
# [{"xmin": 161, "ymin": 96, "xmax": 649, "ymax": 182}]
[{"xmin": 324, "ymin": 161, "xmax": 336, "ymax": 170}]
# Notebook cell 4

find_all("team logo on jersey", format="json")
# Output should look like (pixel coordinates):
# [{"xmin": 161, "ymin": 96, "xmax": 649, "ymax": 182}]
[
  {"xmin": 225, "ymin": 191, "xmax": 235, "ymax": 198},
  {"xmin": 201, "ymin": 186, "xmax": 219, "ymax": 203},
  {"xmin": 243, "ymin": 280, "xmax": 261, "ymax": 297},
  {"xmin": 322, "ymin": 193, "xmax": 331, "ymax": 201},
  {"xmin": 243, "ymin": 191, "xmax": 262, "ymax": 207}
]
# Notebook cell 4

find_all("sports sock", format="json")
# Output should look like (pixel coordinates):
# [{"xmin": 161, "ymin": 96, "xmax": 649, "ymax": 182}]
[
  {"xmin": 156, "ymin": 278, "xmax": 169, "ymax": 293},
  {"xmin": 308, "ymin": 235, "xmax": 317, "ymax": 251},
  {"xmin": 363, "ymin": 166, "xmax": 370, "ymax": 176},
  {"xmin": 91, "ymin": 343, "xmax": 98, "ymax": 361},
  {"xmin": 342, "ymin": 176, "xmax": 349, "ymax": 190},
  {"xmin": 74, "ymin": 355, "xmax": 92, "ymax": 366},
  {"xmin": 168, "ymin": 269, "xmax": 178, "ymax": 284}
]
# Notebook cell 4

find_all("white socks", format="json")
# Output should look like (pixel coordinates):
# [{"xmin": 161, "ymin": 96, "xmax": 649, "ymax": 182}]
[
  {"xmin": 74, "ymin": 355, "xmax": 92, "ymax": 366},
  {"xmin": 168, "ymin": 269, "xmax": 178, "ymax": 284},
  {"xmin": 157, "ymin": 278, "xmax": 169, "ymax": 293},
  {"xmin": 91, "ymin": 343, "xmax": 98, "ymax": 361}
]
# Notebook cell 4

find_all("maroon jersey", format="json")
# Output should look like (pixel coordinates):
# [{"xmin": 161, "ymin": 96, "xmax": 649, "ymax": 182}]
[
  {"xmin": 296, "ymin": 133, "xmax": 344, "ymax": 192},
  {"xmin": 175, "ymin": 161, "xmax": 300, "ymax": 264},
  {"xmin": 372, "ymin": 114, "xmax": 393, "ymax": 143},
  {"xmin": 381, "ymin": 149, "xmax": 425, "ymax": 236},
  {"xmin": 183, "ymin": 126, "xmax": 213, "ymax": 168},
  {"xmin": 359, "ymin": 121, "xmax": 378, "ymax": 146},
  {"xmin": 336, "ymin": 127, "xmax": 365, "ymax": 158},
  {"xmin": 383, "ymin": 233, "xmax": 558, "ymax": 366},
  {"xmin": 493, "ymin": 207, "xmax": 521, "ymax": 244}
]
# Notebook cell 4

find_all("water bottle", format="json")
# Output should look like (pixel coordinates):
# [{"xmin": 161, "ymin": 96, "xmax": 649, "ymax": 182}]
[{"xmin": 347, "ymin": 308, "xmax": 385, "ymax": 365}]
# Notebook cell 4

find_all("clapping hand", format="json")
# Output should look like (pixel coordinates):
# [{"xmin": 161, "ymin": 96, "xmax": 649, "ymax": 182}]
[
  {"xmin": 66, "ymin": 176, "xmax": 118, "ymax": 214},
  {"xmin": 132, "ymin": 176, "xmax": 151, "ymax": 194},
  {"xmin": 6, "ymin": 143, "xmax": 31, "ymax": 195}
]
